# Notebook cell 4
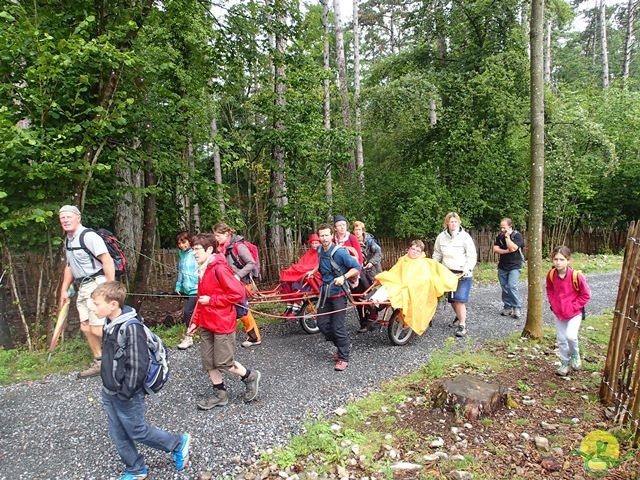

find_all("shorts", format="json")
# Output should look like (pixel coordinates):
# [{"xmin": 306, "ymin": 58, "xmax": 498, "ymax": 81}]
[
  {"xmin": 200, "ymin": 329, "xmax": 236, "ymax": 372},
  {"xmin": 76, "ymin": 276, "xmax": 107, "ymax": 326},
  {"xmin": 448, "ymin": 276, "xmax": 472, "ymax": 303}
]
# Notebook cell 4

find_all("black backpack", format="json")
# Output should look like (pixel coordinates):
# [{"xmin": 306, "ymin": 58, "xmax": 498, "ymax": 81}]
[{"xmin": 66, "ymin": 228, "xmax": 127, "ymax": 279}]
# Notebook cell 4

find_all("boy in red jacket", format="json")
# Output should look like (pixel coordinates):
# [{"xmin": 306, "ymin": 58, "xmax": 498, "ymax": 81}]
[{"xmin": 187, "ymin": 233, "xmax": 261, "ymax": 410}]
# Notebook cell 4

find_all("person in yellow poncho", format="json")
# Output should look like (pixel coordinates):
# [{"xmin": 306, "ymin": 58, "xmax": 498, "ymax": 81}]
[{"xmin": 372, "ymin": 240, "xmax": 460, "ymax": 336}]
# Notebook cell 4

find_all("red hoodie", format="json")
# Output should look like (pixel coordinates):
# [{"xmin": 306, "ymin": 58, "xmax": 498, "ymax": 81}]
[
  {"xmin": 192, "ymin": 254, "xmax": 246, "ymax": 334},
  {"xmin": 545, "ymin": 267, "xmax": 591, "ymax": 321}
]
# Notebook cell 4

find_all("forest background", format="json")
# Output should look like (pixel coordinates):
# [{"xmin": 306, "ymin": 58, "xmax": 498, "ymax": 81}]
[{"xmin": 1, "ymin": 0, "xmax": 639, "ymax": 345}]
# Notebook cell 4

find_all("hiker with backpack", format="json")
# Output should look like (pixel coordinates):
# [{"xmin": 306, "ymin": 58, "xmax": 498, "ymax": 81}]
[
  {"xmin": 492, "ymin": 217, "xmax": 526, "ymax": 319},
  {"xmin": 352, "ymin": 220, "xmax": 382, "ymax": 332},
  {"xmin": 187, "ymin": 233, "xmax": 262, "ymax": 410},
  {"xmin": 58, "ymin": 205, "xmax": 116, "ymax": 379},
  {"xmin": 92, "ymin": 281, "xmax": 190, "ymax": 480},
  {"xmin": 305, "ymin": 223, "xmax": 361, "ymax": 372},
  {"xmin": 213, "ymin": 222, "xmax": 262, "ymax": 347},
  {"xmin": 546, "ymin": 246, "xmax": 591, "ymax": 377},
  {"xmin": 175, "ymin": 231, "xmax": 199, "ymax": 350}
]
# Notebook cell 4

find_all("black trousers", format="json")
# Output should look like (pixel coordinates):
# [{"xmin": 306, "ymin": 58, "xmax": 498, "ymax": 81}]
[{"xmin": 316, "ymin": 295, "xmax": 350, "ymax": 361}]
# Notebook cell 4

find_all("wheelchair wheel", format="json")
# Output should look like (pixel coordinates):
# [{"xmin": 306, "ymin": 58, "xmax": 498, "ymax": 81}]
[
  {"xmin": 298, "ymin": 300, "xmax": 320, "ymax": 334},
  {"xmin": 387, "ymin": 309, "xmax": 413, "ymax": 345}
]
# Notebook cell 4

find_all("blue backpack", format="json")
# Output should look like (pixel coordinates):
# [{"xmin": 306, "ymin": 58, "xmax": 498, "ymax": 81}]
[{"xmin": 116, "ymin": 318, "xmax": 170, "ymax": 394}]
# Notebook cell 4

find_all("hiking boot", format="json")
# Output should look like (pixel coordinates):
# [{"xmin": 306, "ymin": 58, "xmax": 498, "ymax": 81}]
[
  {"xmin": 197, "ymin": 390, "xmax": 228, "ymax": 410},
  {"xmin": 500, "ymin": 308, "xmax": 513, "ymax": 317},
  {"xmin": 243, "ymin": 370, "xmax": 261, "ymax": 403},
  {"xmin": 556, "ymin": 361, "xmax": 570, "ymax": 376},
  {"xmin": 177, "ymin": 335, "xmax": 193, "ymax": 350},
  {"xmin": 77, "ymin": 359, "xmax": 101, "ymax": 379},
  {"xmin": 241, "ymin": 339, "xmax": 262, "ymax": 348},
  {"xmin": 570, "ymin": 353, "xmax": 582, "ymax": 371},
  {"xmin": 455, "ymin": 324, "xmax": 467, "ymax": 337},
  {"xmin": 511, "ymin": 308, "xmax": 522, "ymax": 319},
  {"xmin": 334, "ymin": 360, "xmax": 348, "ymax": 371},
  {"xmin": 172, "ymin": 433, "xmax": 191, "ymax": 471},
  {"xmin": 448, "ymin": 317, "xmax": 459, "ymax": 328},
  {"xmin": 118, "ymin": 468, "xmax": 148, "ymax": 480}
]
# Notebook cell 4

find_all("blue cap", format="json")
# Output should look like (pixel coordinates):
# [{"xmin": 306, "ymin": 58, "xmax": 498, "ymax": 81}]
[{"xmin": 334, "ymin": 215, "xmax": 348, "ymax": 224}]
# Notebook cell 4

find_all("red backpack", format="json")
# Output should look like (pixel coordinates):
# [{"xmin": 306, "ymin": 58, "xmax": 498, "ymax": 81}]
[{"xmin": 229, "ymin": 238, "xmax": 260, "ymax": 279}]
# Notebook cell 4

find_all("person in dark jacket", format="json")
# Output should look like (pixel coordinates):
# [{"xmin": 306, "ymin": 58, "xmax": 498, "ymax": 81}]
[
  {"xmin": 305, "ymin": 224, "xmax": 361, "ymax": 372},
  {"xmin": 492, "ymin": 217, "xmax": 525, "ymax": 319},
  {"xmin": 93, "ymin": 281, "xmax": 190, "ymax": 480}
]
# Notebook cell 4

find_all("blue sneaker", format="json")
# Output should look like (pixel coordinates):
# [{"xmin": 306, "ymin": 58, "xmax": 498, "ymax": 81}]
[
  {"xmin": 173, "ymin": 433, "xmax": 191, "ymax": 471},
  {"xmin": 118, "ymin": 468, "xmax": 148, "ymax": 480}
]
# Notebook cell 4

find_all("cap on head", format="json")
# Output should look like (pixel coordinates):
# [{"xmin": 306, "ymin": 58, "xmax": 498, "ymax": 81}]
[
  {"xmin": 334, "ymin": 215, "xmax": 347, "ymax": 224},
  {"xmin": 59, "ymin": 205, "xmax": 81, "ymax": 216}
]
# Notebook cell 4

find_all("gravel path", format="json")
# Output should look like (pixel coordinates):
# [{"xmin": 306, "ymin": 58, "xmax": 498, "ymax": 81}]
[{"xmin": 0, "ymin": 271, "xmax": 620, "ymax": 480}]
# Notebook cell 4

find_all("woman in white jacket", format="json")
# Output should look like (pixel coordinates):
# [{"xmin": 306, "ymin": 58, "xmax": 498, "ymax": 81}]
[{"xmin": 432, "ymin": 212, "xmax": 477, "ymax": 337}]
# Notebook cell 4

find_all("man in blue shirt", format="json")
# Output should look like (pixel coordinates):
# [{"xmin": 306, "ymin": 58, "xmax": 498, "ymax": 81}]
[{"xmin": 307, "ymin": 223, "xmax": 361, "ymax": 371}]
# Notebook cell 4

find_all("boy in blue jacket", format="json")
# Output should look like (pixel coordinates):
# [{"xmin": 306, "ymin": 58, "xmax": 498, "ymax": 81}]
[{"xmin": 93, "ymin": 281, "xmax": 190, "ymax": 480}]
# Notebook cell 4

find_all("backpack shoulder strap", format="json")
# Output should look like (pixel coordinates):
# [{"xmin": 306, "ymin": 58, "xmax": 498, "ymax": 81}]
[
  {"xmin": 328, "ymin": 245, "xmax": 346, "ymax": 276},
  {"xmin": 117, "ymin": 318, "xmax": 141, "ymax": 348},
  {"xmin": 572, "ymin": 270, "xmax": 583, "ymax": 292},
  {"xmin": 547, "ymin": 268, "xmax": 556, "ymax": 284}
]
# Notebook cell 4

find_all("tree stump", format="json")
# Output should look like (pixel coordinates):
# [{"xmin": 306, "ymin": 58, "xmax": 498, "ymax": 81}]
[{"xmin": 431, "ymin": 374, "xmax": 507, "ymax": 421}]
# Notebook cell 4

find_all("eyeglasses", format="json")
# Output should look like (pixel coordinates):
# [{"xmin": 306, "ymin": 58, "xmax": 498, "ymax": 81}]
[{"xmin": 408, "ymin": 247, "xmax": 423, "ymax": 253}]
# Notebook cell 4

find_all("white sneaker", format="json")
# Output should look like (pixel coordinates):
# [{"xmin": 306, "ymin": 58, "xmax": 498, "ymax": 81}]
[
  {"xmin": 570, "ymin": 353, "xmax": 582, "ymax": 371},
  {"xmin": 556, "ymin": 361, "xmax": 570, "ymax": 376},
  {"xmin": 500, "ymin": 308, "xmax": 513, "ymax": 317},
  {"xmin": 241, "ymin": 339, "xmax": 262, "ymax": 348},
  {"xmin": 177, "ymin": 336, "xmax": 194, "ymax": 350}
]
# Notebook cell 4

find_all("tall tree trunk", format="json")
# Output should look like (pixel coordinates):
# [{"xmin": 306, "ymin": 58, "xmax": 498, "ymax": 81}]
[
  {"xmin": 523, "ymin": 0, "xmax": 545, "ymax": 340},
  {"xmin": 622, "ymin": 0, "xmax": 635, "ymax": 82},
  {"xmin": 543, "ymin": 19, "xmax": 552, "ymax": 84},
  {"xmin": 333, "ymin": 0, "xmax": 355, "ymax": 174},
  {"xmin": 187, "ymin": 135, "xmax": 201, "ymax": 231},
  {"xmin": 268, "ymin": 2, "xmax": 292, "ymax": 271},
  {"xmin": 599, "ymin": 0, "xmax": 610, "ymax": 88},
  {"xmin": 521, "ymin": 1, "xmax": 530, "ymax": 58},
  {"xmin": 130, "ymin": 153, "xmax": 157, "ymax": 313},
  {"xmin": 429, "ymin": 99, "xmax": 437, "ymax": 126},
  {"xmin": 179, "ymin": 142, "xmax": 191, "ymax": 231},
  {"xmin": 211, "ymin": 116, "xmax": 225, "ymax": 215},
  {"xmin": 353, "ymin": 0, "xmax": 364, "ymax": 187},
  {"xmin": 115, "ymin": 160, "xmax": 143, "ymax": 282},
  {"xmin": 321, "ymin": 0, "xmax": 333, "ymax": 209}
]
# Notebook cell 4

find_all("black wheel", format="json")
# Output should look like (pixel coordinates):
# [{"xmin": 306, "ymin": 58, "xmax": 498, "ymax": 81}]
[
  {"xmin": 387, "ymin": 309, "xmax": 413, "ymax": 345},
  {"xmin": 298, "ymin": 300, "xmax": 320, "ymax": 334}
]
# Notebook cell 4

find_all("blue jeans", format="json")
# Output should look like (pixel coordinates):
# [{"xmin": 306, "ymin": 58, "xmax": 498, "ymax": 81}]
[
  {"xmin": 316, "ymin": 295, "xmax": 351, "ymax": 361},
  {"xmin": 101, "ymin": 390, "xmax": 181, "ymax": 473},
  {"xmin": 498, "ymin": 268, "xmax": 522, "ymax": 309}
]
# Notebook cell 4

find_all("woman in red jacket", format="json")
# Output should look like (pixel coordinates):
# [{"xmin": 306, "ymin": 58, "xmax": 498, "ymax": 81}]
[
  {"xmin": 279, "ymin": 233, "xmax": 322, "ymax": 317},
  {"xmin": 187, "ymin": 233, "xmax": 262, "ymax": 410}
]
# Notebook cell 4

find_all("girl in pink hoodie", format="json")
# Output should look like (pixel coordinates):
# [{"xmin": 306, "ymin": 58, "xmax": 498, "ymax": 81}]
[{"xmin": 546, "ymin": 246, "xmax": 591, "ymax": 376}]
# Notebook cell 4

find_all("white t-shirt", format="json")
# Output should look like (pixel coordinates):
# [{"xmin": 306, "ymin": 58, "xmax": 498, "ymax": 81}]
[{"xmin": 65, "ymin": 226, "xmax": 109, "ymax": 279}]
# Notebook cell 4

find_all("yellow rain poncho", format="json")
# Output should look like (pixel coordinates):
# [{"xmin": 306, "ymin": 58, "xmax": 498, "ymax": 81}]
[{"xmin": 374, "ymin": 253, "xmax": 459, "ymax": 335}]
